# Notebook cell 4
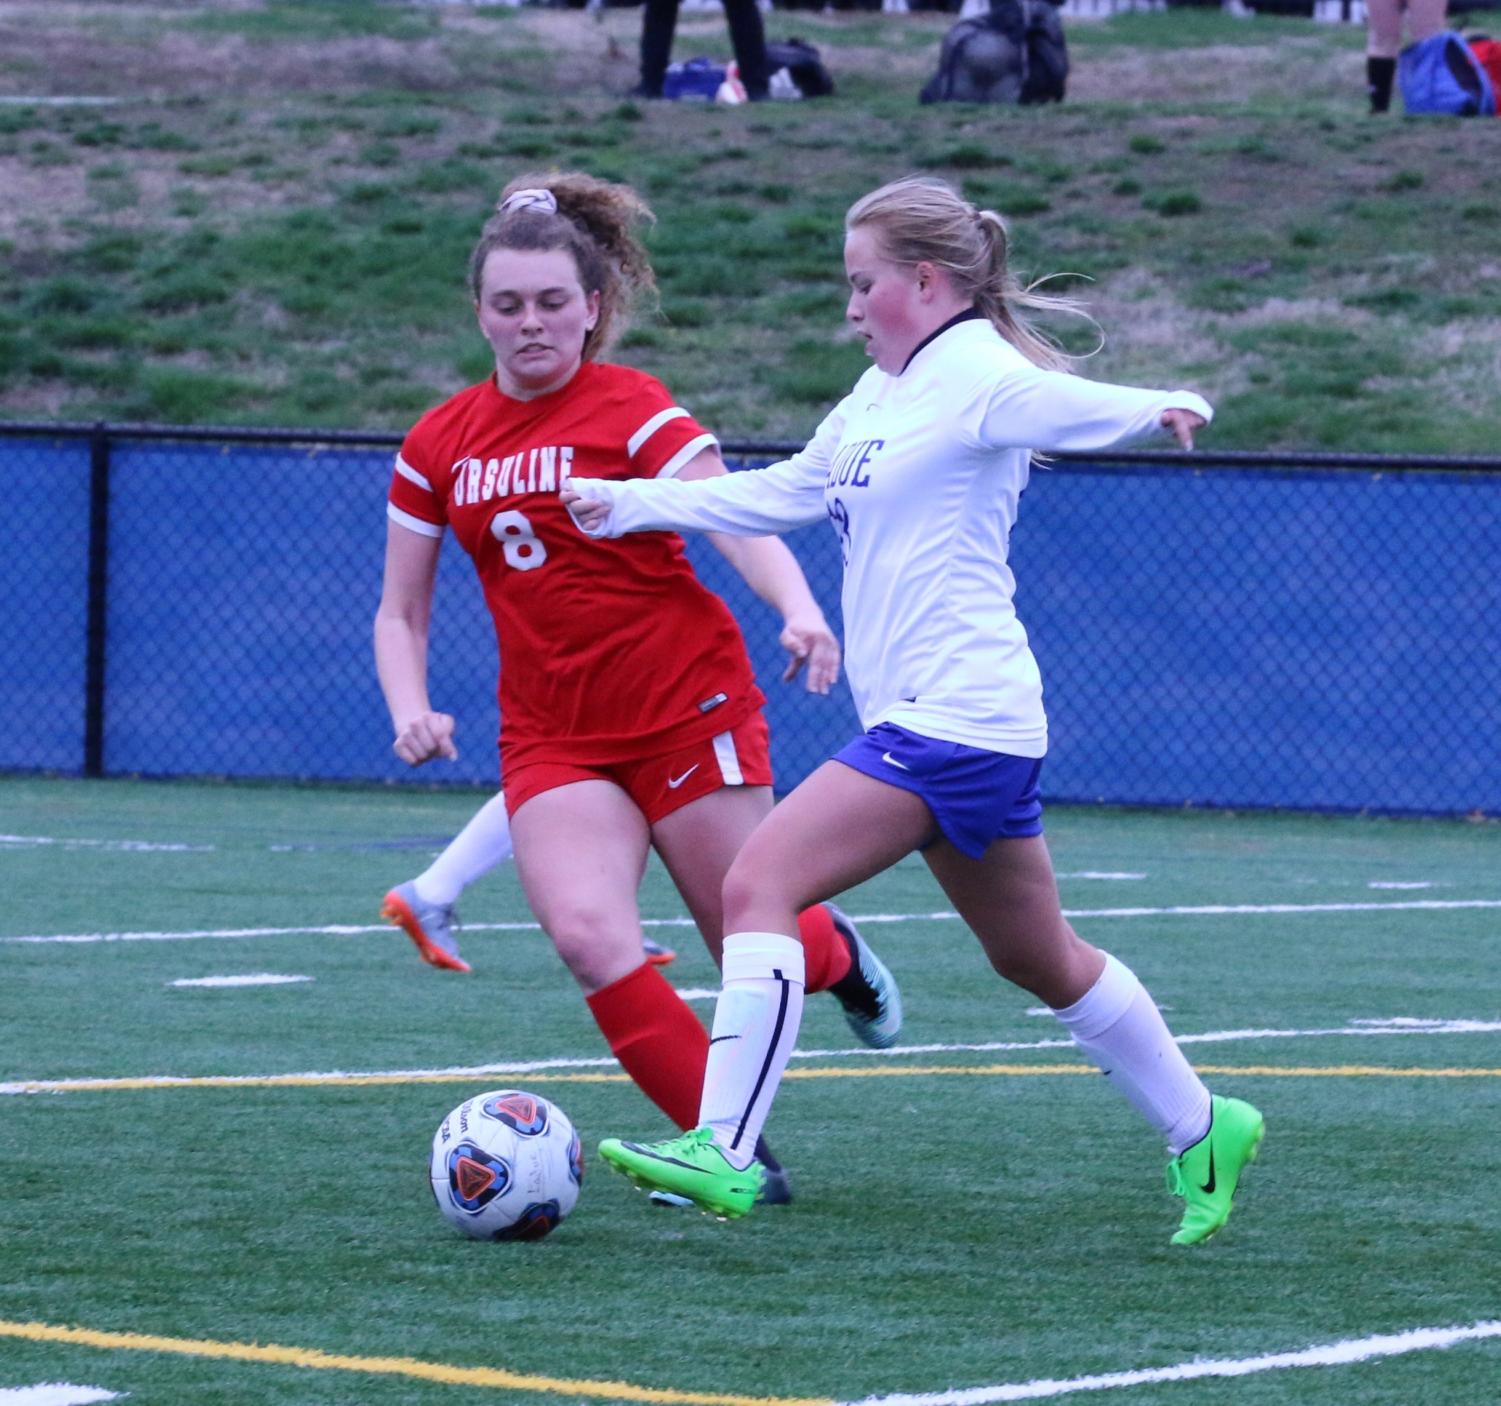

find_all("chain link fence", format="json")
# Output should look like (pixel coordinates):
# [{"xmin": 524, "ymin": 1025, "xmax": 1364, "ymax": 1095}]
[{"xmin": 4, "ymin": 422, "xmax": 1499, "ymax": 816}]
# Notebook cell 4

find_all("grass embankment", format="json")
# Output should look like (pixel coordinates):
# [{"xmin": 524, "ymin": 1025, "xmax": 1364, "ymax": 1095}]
[{"xmin": 1, "ymin": 1, "xmax": 1497, "ymax": 450}]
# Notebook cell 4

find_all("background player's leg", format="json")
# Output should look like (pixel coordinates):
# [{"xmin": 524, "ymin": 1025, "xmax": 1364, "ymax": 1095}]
[
  {"xmin": 417, "ymin": 789, "xmax": 513, "ymax": 906},
  {"xmin": 381, "ymin": 789, "xmax": 516, "ymax": 971}
]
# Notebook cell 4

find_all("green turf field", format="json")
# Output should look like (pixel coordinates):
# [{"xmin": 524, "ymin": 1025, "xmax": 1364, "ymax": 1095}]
[{"xmin": 2, "ymin": 776, "xmax": 1498, "ymax": 1404}]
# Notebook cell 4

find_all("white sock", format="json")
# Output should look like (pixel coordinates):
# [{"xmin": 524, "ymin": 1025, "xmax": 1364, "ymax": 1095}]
[
  {"xmin": 413, "ymin": 791, "xmax": 514, "ymax": 908},
  {"xmin": 1052, "ymin": 952, "xmax": 1211, "ymax": 1155},
  {"xmin": 699, "ymin": 932, "xmax": 806, "ymax": 1170}
]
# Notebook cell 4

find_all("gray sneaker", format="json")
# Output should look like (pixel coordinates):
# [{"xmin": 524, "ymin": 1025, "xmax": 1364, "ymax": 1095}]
[
  {"xmin": 381, "ymin": 881, "xmax": 470, "ymax": 973},
  {"xmin": 826, "ymin": 904, "xmax": 902, "ymax": 1048}
]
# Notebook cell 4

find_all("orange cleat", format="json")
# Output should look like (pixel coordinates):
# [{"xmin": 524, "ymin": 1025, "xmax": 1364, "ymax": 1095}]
[
  {"xmin": 381, "ymin": 882, "xmax": 471, "ymax": 973},
  {"xmin": 643, "ymin": 936, "xmax": 676, "ymax": 967}
]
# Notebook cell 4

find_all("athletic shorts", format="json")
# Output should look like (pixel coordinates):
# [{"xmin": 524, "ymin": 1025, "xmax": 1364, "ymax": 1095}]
[
  {"xmin": 833, "ymin": 721, "xmax": 1044, "ymax": 860},
  {"xmin": 503, "ymin": 711, "xmax": 773, "ymax": 825}
]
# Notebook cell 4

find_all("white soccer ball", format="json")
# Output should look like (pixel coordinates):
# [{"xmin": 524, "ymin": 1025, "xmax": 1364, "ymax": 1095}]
[{"xmin": 429, "ymin": 1089, "xmax": 583, "ymax": 1240}]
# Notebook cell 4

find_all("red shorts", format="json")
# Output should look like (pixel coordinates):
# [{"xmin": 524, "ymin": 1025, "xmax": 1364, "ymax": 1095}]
[{"xmin": 503, "ymin": 711, "xmax": 773, "ymax": 825}]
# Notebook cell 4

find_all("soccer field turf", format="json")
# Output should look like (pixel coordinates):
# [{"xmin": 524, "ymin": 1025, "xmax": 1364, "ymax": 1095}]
[{"xmin": 3, "ymin": 777, "xmax": 1498, "ymax": 1404}]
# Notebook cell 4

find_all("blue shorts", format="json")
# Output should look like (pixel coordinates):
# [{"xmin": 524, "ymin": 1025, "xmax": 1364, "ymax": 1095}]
[{"xmin": 834, "ymin": 721, "xmax": 1043, "ymax": 860}]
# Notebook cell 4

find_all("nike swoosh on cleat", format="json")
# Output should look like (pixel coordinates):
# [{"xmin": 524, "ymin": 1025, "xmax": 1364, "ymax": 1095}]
[
  {"xmin": 647, "ymin": 1153, "xmax": 719, "ymax": 1173},
  {"xmin": 1200, "ymin": 1146, "xmax": 1217, "ymax": 1195},
  {"xmin": 709, "ymin": 1034, "xmax": 740, "ymax": 1045}
]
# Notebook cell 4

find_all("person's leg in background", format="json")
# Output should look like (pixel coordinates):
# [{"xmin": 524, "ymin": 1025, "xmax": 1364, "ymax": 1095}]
[
  {"xmin": 637, "ymin": 0, "xmax": 682, "ymax": 97},
  {"xmin": 1364, "ymin": 0, "xmax": 1405, "ymax": 112},
  {"xmin": 721, "ymin": 0, "xmax": 771, "ymax": 98},
  {"xmin": 381, "ymin": 790, "xmax": 514, "ymax": 972},
  {"xmin": 1405, "ymin": 0, "xmax": 1449, "ymax": 44}
]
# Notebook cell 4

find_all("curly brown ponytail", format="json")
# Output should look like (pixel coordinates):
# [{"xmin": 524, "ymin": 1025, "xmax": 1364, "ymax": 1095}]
[{"xmin": 467, "ymin": 171, "xmax": 658, "ymax": 360}]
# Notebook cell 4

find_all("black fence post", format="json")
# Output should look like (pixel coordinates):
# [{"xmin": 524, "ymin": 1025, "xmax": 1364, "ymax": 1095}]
[{"xmin": 83, "ymin": 421, "xmax": 112, "ymax": 778}]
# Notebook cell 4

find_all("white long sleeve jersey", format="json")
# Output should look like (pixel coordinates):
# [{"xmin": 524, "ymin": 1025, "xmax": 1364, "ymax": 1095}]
[{"xmin": 570, "ymin": 317, "xmax": 1213, "ymax": 757}]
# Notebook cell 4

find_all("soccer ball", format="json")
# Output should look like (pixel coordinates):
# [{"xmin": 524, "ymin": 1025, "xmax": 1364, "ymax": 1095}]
[{"xmin": 429, "ymin": 1089, "xmax": 583, "ymax": 1241}]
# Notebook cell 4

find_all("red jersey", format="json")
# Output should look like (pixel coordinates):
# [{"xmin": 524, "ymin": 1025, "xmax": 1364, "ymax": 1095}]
[{"xmin": 388, "ymin": 361, "xmax": 765, "ymax": 767}]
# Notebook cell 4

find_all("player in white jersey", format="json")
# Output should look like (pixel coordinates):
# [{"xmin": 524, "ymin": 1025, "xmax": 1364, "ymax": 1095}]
[{"xmin": 565, "ymin": 176, "xmax": 1265, "ymax": 1245}]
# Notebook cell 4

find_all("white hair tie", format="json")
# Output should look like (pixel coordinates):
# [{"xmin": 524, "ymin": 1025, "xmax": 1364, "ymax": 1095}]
[{"xmin": 499, "ymin": 188, "xmax": 558, "ymax": 216}]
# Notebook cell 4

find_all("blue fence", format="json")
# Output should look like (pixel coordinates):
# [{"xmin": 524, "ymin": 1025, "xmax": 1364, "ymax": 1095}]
[{"xmin": 4, "ymin": 423, "xmax": 1499, "ymax": 816}]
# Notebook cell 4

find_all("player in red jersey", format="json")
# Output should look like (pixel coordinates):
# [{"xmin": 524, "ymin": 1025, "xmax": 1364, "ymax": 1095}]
[{"xmin": 374, "ymin": 172, "xmax": 903, "ymax": 1201}]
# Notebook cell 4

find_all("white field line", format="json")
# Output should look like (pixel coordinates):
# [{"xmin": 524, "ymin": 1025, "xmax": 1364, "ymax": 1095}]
[
  {"xmin": 8, "ymin": 897, "xmax": 1501, "ymax": 946},
  {"xmin": 0, "ymin": 834, "xmax": 212, "ymax": 853},
  {"xmin": 836, "ymin": 1320, "xmax": 1501, "ymax": 1406},
  {"xmin": 8, "ymin": 845, "xmax": 1148, "ymax": 872},
  {"xmin": 0, "ymin": 1388, "xmax": 121, "ymax": 1406},
  {"xmin": 0, "ymin": 96, "xmax": 124, "ymax": 105},
  {"xmin": 2, "ymin": 919, "xmax": 607, "ymax": 945},
  {"xmin": 4, "ymin": 1018, "xmax": 1497, "ymax": 1097},
  {"xmin": 168, "ymin": 974, "xmax": 312, "ymax": 989},
  {"xmin": 1052, "ymin": 872, "xmax": 1145, "ymax": 881}
]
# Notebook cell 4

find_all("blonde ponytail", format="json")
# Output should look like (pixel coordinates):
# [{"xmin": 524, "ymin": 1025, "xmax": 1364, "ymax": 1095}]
[{"xmin": 846, "ymin": 176, "xmax": 1094, "ymax": 372}]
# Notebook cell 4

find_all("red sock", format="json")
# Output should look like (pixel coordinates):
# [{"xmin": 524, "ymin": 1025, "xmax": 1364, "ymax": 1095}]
[
  {"xmin": 585, "ymin": 961, "xmax": 707, "ymax": 1130},
  {"xmin": 797, "ymin": 903, "xmax": 852, "ymax": 993}
]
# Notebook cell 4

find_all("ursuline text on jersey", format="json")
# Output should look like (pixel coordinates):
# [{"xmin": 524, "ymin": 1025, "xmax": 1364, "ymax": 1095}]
[{"xmin": 451, "ymin": 445, "xmax": 575, "ymax": 506}]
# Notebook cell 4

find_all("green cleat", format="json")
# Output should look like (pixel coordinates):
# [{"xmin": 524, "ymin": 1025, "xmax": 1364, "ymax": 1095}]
[
  {"xmin": 600, "ymin": 1127, "xmax": 764, "ymax": 1220},
  {"xmin": 1166, "ymin": 1095, "xmax": 1265, "ymax": 1245}
]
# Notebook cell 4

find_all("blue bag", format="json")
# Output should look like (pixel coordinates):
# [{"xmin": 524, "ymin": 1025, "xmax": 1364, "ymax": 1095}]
[
  {"xmin": 1398, "ymin": 31, "xmax": 1497, "ymax": 116},
  {"xmin": 662, "ymin": 57, "xmax": 727, "ymax": 102}
]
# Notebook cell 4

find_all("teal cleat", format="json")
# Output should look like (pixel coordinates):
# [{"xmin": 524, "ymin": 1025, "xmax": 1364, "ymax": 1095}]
[{"xmin": 826, "ymin": 904, "xmax": 903, "ymax": 1049}]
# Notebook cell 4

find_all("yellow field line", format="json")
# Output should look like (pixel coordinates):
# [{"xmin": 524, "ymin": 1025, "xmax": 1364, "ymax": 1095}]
[
  {"xmin": 800, "ymin": 1064, "xmax": 1501, "ymax": 1080},
  {"xmin": 1192, "ymin": 1065, "xmax": 1501, "ymax": 1078},
  {"xmin": 8, "ymin": 1063, "xmax": 1500, "ymax": 1095},
  {"xmin": 0, "ymin": 1318, "xmax": 830, "ymax": 1406}
]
